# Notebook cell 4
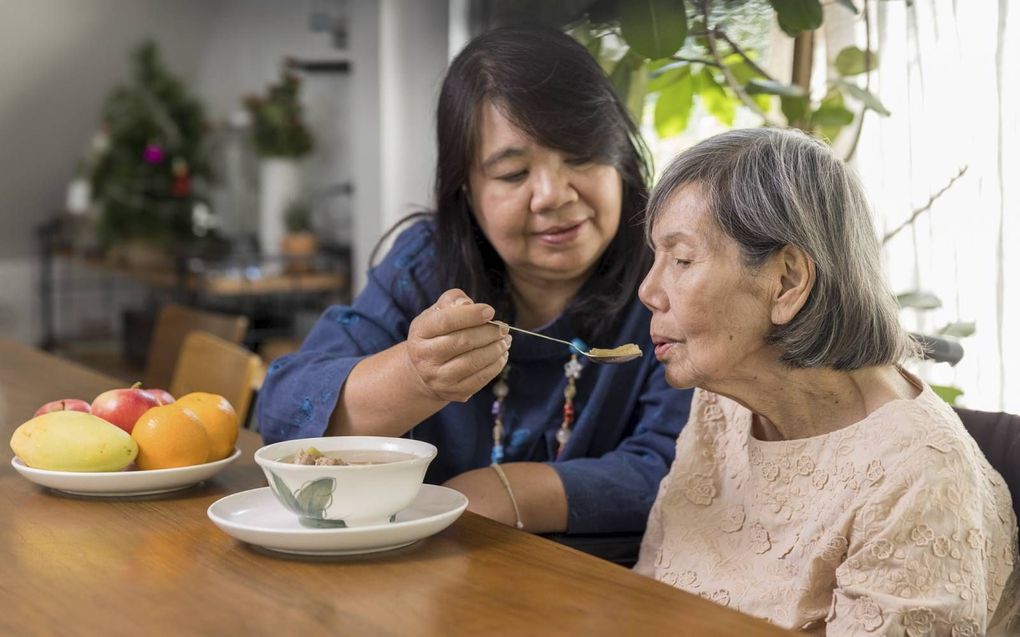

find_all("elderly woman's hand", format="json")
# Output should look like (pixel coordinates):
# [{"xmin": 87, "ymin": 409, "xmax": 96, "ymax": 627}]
[{"xmin": 404, "ymin": 288, "xmax": 511, "ymax": 403}]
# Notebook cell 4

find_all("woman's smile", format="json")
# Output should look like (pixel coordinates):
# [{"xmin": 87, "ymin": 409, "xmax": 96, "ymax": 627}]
[{"xmin": 533, "ymin": 219, "xmax": 587, "ymax": 246}]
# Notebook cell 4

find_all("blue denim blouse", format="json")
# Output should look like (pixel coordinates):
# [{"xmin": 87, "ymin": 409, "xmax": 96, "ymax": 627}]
[{"xmin": 255, "ymin": 220, "xmax": 692, "ymax": 534}]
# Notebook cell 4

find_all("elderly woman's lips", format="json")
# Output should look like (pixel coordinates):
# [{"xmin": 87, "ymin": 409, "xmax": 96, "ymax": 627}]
[
  {"xmin": 535, "ymin": 221, "xmax": 585, "ymax": 245},
  {"xmin": 654, "ymin": 342, "xmax": 676, "ymax": 358}
]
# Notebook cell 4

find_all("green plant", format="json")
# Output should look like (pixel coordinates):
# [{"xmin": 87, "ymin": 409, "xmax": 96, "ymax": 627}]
[
  {"xmin": 244, "ymin": 72, "xmax": 314, "ymax": 158},
  {"xmin": 284, "ymin": 200, "xmax": 313, "ymax": 234},
  {"xmin": 489, "ymin": 0, "xmax": 887, "ymax": 158}
]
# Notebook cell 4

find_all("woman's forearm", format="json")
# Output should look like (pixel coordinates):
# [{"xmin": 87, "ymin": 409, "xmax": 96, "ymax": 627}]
[
  {"xmin": 325, "ymin": 342, "xmax": 449, "ymax": 437},
  {"xmin": 443, "ymin": 462, "xmax": 569, "ymax": 533}
]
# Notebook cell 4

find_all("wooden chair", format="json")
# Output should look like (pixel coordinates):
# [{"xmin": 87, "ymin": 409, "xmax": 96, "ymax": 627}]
[
  {"xmin": 143, "ymin": 304, "xmax": 249, "ymax": 391},
  {"xmin": 169, "ymin": 331, "xmax": 264, "ymax": 428}
]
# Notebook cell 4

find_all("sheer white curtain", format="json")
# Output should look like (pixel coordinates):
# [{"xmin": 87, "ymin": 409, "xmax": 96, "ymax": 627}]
[{"xmin": 852, "ymin": 0, "xmax": 1019, "ymax": 412}]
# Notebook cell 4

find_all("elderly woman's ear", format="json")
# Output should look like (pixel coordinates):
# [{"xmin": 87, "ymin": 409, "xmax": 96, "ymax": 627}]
[{"xmin": 768, "ymin": 245, "xmax": 815, "ymax": 326}]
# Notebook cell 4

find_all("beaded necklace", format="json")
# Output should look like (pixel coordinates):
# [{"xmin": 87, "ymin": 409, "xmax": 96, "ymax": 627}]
[{"xmin": 490, "ymin": 348, "xmax": 585, "ymax": 464}]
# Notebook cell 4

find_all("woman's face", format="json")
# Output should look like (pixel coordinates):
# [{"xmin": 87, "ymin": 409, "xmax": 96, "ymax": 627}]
[
  {"xmin": 639, "ymin": 184, "xmax": 775, "ymax": 390},
  {"xmin": 466, "ymin": 101, "xmax": 622, "ymax": 286}
]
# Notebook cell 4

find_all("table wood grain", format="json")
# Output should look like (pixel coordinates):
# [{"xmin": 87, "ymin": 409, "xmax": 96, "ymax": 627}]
[{"xmin": 0, "ymin": 338, "xmax": 795, "ymax": 636}]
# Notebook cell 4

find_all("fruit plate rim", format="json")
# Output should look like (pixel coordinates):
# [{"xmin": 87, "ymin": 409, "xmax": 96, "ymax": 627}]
[{"xmin": 10, "ymin": 448, "xmax": 242, "ymax": 496}]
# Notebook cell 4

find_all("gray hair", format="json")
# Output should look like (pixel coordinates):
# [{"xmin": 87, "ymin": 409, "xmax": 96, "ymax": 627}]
[{"xmin": 647, "ymin": 128, "xmax": 916, "ymax": 370}]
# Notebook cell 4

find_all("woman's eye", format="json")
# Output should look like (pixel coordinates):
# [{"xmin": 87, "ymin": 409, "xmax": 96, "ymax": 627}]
[
  {"xmin": 497, "ymin": 170, "xmax": 527, "ymax": 182},
  {"xmin": 566, "ymin": 156, "xmax": 592, "ymax": 167},
  {"xmin": 673, "ymin": 258, "xmax": 691, "ymax": 268}
]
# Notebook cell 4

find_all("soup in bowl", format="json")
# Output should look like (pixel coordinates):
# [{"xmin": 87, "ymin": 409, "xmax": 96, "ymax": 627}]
[{"xmin": 254, "ymin": 436, "xmax": 437, "ymax": 527}]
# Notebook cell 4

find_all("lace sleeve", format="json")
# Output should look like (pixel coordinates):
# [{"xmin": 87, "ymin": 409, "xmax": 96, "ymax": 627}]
[{"xmin": 825, "ymin": 442, "xmax": 1017, "ymax": 636}]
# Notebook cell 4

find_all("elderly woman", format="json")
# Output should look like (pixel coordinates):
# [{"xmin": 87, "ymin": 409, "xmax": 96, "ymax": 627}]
[{"xmin": 635, "ymin": 128, "xmax": 1018, "ymax": 634}]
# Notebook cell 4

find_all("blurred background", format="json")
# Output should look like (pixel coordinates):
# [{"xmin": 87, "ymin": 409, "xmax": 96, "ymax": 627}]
[{"xmin": 1, "ymin": 0, "xmax": 1016, "ymax": 415}]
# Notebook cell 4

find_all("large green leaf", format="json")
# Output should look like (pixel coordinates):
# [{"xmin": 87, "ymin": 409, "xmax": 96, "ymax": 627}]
[
  {"xmin": 654, "ymin": 72, "xmax": 695, "ymax": 137},
  {"xmin": 780, "ymin": 95, "xmax": 809, "ymax": 124},
  {"xmin": 931, "ymin": 384, "xmax": 964, "ymax": 405},
  {"xmin": 839, "ymin": 80, "xmax": 891, "ymax": 116},
  {"xmin": 769, "ymin": 0, "xmax": 823, "ymax": 37},
  {"xmin": 620, "ymin": 0, "xmax": 688, "ymax": 59},
  {"xmin": 811, "ymin": 102, "xmax": 854, "ymax": 127},
  {"xmin": 695, "ymin": 69, "xmax": 735, "ymax": 127},
  {"xmin": 610, "ymin": 50, "xmax": 648, "ymax": 124},
  {"xmin": 835, "ymin": 46, "xmax": 879, "ymax": 76},
  {"xmin": 648, "ymin": 61, "xmax": 690, "ymax": 92},
  {"xmin": 937, "ymin": 321, "xmax": 976, "ymax": 338},
  {"xmin": 746, "ymin": 78, "xmax": 807, "ymax": 98},
  {"xmin": 896, "ymin": 291, "xmax": 942, "ymax": 310}
]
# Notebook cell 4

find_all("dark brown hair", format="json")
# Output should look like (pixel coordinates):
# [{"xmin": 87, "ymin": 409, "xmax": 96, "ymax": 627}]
[{"xmin": 433, "ymin": 25, "xmax": 651, "ymax": 343}]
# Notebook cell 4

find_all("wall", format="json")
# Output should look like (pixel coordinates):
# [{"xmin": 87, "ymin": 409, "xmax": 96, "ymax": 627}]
[{"xmin": 348, "ymin": 0, "xmax": 449, "ymax": 290}]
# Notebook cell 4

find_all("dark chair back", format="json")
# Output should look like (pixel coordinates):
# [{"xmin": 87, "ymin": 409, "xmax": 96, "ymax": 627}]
[{"xmin": 954, "ymin": 407, "xmax": 1020, "ymax": 522}]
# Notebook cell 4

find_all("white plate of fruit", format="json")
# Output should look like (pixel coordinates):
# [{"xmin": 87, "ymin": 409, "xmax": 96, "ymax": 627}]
[{"xmin": 9, "ymin": 385, "xmax": 241, "ymax": 497}]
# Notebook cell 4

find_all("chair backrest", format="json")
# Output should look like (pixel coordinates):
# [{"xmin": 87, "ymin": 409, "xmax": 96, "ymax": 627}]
[
  {"xmin": 169, "ymin": 331, "xmax": 263, "ymax": 427},
  {"xmin": 143, "ymin": 304, "xmax": 248, "ymax": 391},
  {"xmin": 954, "ymin": 407, "xmax": 1020, "ymax": 522}
]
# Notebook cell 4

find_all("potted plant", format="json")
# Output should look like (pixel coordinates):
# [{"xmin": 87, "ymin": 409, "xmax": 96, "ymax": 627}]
[
  {"xmin": 281, "ymin": 200, "xmax": 318, "ymax": 273},
  {"xmin": 244, "ymin": 71, "xmax": 314, "ymax": 256}
]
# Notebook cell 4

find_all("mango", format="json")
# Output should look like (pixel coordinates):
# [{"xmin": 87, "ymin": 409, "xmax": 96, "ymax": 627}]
[{"xmin": 10, "ymin": 411, "xmax": 138, "ymax": 471}]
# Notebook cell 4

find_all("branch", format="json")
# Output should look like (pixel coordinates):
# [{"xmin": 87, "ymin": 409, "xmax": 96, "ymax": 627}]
[
  {"xmin": 714, "ymin": 29, "xmax": 779, "ymax": 84},
  {"xmin": 842, "ymin": 0, "xmax": 872, "ymax": 161},
  {"xmin": 670, "ymin": 55, "xmax": 722, "ymax": 68},
  {"xmin": 704, "ymin": 21, "xmax": 785, "ymax": 127},
  {"xmin": 881, "ymin": 166, "xmax": 969, "ymax": 244}
]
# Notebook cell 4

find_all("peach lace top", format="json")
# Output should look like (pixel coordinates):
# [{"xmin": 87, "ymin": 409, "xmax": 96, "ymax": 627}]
[{"xmin": 635, "ymin": 380, "xmax": 1019, "ymax": 635}]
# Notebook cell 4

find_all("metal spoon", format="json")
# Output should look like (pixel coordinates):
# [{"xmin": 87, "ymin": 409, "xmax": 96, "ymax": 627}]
[{"xmin": 488, "ymin": 321, "xmax": 642, "ymax": 364}]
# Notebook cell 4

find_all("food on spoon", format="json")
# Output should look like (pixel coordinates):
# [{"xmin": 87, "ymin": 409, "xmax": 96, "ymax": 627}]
[
  {"xmin": 10, "ymin": 411, "xmax": 138, "ymax": 471},
  {"xmin": 33, "ymin": 398, "xmax": 92, "ymax": 418},
  {"xmin": 91, "ymin": 383, "xmax": 160, "ymax": 434},
  {"xmin": 587, "ymin": 343, "xmax": 643, "ymax": 358}
]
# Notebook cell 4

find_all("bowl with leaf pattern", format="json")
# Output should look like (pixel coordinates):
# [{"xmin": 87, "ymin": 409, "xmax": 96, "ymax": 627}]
[{"xmin": 254, "ymin": 436, "xmax": 437, "ymax": 528}]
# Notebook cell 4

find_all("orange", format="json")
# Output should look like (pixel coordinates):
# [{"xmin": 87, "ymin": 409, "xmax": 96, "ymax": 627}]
[
  {"xmin": 174, "ymin": 393, "xmax": 239, "ymax": 461},
  {"xmin": 131, "ymin": 404, "xmax": 211, "ymax": 470}
]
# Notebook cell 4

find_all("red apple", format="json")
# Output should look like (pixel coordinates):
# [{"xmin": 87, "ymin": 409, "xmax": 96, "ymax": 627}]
[
  {"xmin": 33, "ymin": 399, "xmax": 92, "ymax": 418},
  {"xmin": 146, "ymin": 388, "xmax": 175, "ymax": 405},
  {"xmin": 90, "ymin": 384, "xmax": 159, "ymax": 434}
]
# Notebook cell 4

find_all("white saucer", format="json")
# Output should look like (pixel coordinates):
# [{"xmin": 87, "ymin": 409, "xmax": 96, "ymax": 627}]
[
  {"xmin": 207, "ymin": 484, "xmax": 468, "ymax": 556},
  {"xmin": 11, "ymin": 449, "xmax": 241, "ymax": 497}
]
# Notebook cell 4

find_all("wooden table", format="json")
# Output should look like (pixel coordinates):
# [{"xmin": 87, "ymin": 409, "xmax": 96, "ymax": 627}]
[{"xmin": 0, "ymin": 339, "xmax": 794, "ymax": 636}]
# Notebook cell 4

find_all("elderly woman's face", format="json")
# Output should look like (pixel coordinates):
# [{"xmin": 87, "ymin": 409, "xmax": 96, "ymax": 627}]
[
  {"xmin": 639, "ymin": 184, "xmax": 775, "ymax": 390},
  {"xmin": 466, "ymin": 101, "xmax": 622, "ymax": 286}
]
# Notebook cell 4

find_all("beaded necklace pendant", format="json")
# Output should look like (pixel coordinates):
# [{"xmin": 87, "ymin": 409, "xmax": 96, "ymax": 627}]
[
  {"xmin": 556, "ymin": 354, "xmax": 582, "ymax": 457},
  {"xmin": 489, "ymin": 340, "xmax": 586, "ymax": 464},
  {"xmin": 490, "ymin": 366, "xmax": 510, "ymax": 465}
]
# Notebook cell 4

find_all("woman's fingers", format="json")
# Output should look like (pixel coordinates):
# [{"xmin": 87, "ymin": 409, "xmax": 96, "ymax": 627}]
[
  {"xmin": 429, "ymin": 337, "xmax": 511, "ymax": 403},
  {"xmin": 414, "ymin": 300, "xmax": 496, "ymax": 340},
  {"xmin": 404, "ymin": 289, "xmax": 513, "ymax": 402}
]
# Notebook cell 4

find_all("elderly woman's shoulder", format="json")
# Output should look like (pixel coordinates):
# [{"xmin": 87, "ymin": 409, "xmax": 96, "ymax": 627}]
[{"xmin": 865, "ymin": 387, "xmax": 1011, "ymax": 503}]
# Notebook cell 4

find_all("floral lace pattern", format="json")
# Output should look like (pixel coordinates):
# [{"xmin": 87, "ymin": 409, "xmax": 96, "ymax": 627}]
[{"xmin": 635, "ymin": 383, "xmax": 1019, "ymax": 635}]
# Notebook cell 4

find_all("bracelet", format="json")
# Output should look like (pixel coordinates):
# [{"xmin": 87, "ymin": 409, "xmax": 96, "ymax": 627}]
[{"xmin": 490, "ymin": 463, "xmax": 525, "ymax": 529}]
